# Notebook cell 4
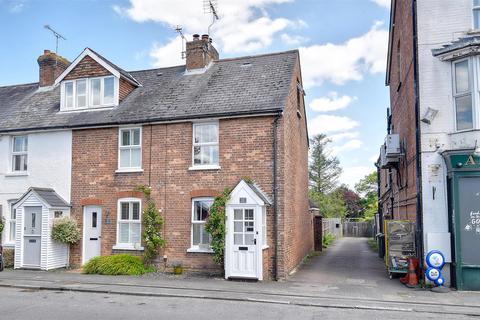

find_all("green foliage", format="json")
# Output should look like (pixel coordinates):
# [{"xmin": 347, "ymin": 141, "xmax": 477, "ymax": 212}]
[
  {"xmin": 310, "ymin": 190, "xmax": 347, "ymax": 218},
  {"xmin": 0, "ymin": 216, "xmax": 4, "ymax": 235},
  {"xmin": 51, "ymin": 217, "xmax": 81, "ymax": 244},
  {"xmin": 367, "ymin": 238, "xmax": 379, "ymax": 253},
  {"xmin": 309, "ymin": 134, "xmax": 342, "ymax": 194},
  {"xmin": 205, "ymin": 187, "xmax": 232, "ymax": 266},
  {"xmin": 355, "ymin": 172, "xmax": 378, "ymax": 221},
  {"xmin": 83, "ymin": 254, "xmax": 154, "ymax": 275},
  {"xmin": 322, "ymin": 233, "xmax": 335, "ymax": 248},
  {"xmin": 136, "ymin": 185, "xmax": 165, "ymax": 265}
]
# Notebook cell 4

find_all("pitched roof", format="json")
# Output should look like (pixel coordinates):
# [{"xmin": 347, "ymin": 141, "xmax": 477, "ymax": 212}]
[
  {"xmin": 0, "ymin": 50, "xmax": 298, "ymax": 133},
  {"xmin": 246, "ymin": 182, "xmax": 272, "ymax": 206},
  {"xmin": 14, "ymin": 187, "xmax": 70, "ymax": 208}
]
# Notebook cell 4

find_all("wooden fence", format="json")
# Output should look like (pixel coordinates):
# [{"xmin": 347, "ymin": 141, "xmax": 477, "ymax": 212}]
[{"xmin": 343, "ymin": 220, "xmax": 374, "ymax": 237}]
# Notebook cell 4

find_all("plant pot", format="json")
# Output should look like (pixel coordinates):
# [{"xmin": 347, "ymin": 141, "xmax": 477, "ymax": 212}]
[{"xmin": 173, "ymin": 266, "xmax": 183, "ymax": 275}]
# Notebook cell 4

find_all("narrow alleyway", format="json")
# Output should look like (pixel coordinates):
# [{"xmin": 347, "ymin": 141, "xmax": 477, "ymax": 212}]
[{"xmin": 288, "ymin": 237, "xmax": 410, "ymax": 299}]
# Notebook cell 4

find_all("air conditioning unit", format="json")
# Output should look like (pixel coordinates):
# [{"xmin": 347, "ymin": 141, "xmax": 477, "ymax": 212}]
[
  {"xmin": 379, "ymin": 144, "xmax": 388, "ymax": 169},
  {"xmin": 385, "ymin": 134, "xmax": 401, "ymax": 158}
]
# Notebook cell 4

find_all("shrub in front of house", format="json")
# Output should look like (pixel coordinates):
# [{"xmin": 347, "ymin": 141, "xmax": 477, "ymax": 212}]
[
  {"xmin": 51, "ymin": 217, "xmax": 81, "ymax": 244},
  {"xmin": 83, "ymin": 254, "xmax": 154, "ymax": 275}
]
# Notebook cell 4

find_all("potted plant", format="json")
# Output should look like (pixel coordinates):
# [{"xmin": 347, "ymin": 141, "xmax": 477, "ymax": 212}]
[{"xmin": 172, "ymin": 261, "xmax": 183, "ymax": 275}]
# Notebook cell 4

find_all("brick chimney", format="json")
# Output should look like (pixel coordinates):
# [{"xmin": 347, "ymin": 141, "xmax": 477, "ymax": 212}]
[
  {"xmin": 186, "ymin": 34, "xmax": 219, "ymax": 71},
  {"xmin": 37, "ymin": 50, "xmax": 70, "ymax": 87}
]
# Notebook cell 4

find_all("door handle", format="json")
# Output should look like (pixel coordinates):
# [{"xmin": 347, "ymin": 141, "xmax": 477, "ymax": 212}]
[{"xmin": 254, "ymin": 239, "xmax": 256, "ymax": 245}]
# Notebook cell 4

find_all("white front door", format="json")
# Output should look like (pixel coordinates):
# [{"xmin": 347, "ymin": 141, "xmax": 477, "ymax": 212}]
[
  {"xmin": 226, "ymin": 206, "xmax": 261, "ymax": 279},
  {"xmin": 23, "ymin": 206, "xmax": 42, "ymax": 268},
  {"xmin": 83, "ymin": 206, "xmax": 102, "ymax": 264}
]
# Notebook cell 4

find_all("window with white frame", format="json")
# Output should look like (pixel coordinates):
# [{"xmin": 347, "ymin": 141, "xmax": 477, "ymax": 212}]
[
  {"xmin": 11, "ymin": 136, "xmax": 28, "ymax": 172},
  {"xmin": 192, "ymin": 122, "xmax": 219, "ymax": 167},
  {"xmin": 118, "ymin": 127, "xmax": 142, "ymax": 170},
  {"xmin": 191, "ymin": 198, "xmax": 213, "ymax": 249},
  {"xmin": 117, "ymin": 199, "xmax": 141, "ymax": 248},
  {"xmin": 453, "ymin": 59, "xmax": 474, "ymax": 131},
  {"xmin": 8, "ymin": 200, "xmax": 17, "ymax": 243},
  {"xmin": 62, "ymin": 76, "xmax": 116, "ymax": 110},
  {"xmin": 474, "ymin": 0, "xmax": 480, "ymax": 29}
]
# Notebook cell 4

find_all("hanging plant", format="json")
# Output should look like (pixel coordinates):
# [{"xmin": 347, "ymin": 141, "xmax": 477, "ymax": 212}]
[
  {"xmin": 136, "ymin": 185, "xmax": 165, "ymax": 265},
  {"xmin": 51, "ymin": 217, "xmax": 81, "ymax": 244},
  {"xmin": 205, "ymin": 187, "xmax": 232, "ymax": 266}
]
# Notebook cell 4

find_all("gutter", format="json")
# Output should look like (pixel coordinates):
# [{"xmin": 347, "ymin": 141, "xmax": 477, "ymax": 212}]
[
  {"xmin": 272, "ymin": 113, "xmax": 280, "ymax": 281},
  {"xmin": 412, "ymin": 0, "xmax": 425, "ymax": 267}
]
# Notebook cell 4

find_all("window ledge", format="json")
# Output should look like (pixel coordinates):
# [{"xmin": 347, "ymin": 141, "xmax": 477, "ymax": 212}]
[
  {"xmin": 2, "ymin": 243, "xmax": 15, "ymax": 248},
  {"xmin": 188, "ymin": 165, "xmax": 221, "ymax": 171},
  {"xmin": 112, "ymin": 245, "xmax": 144, "ymax": 251},
  {"xmin": 262, "ymin": 245, "xmax": 270, "ymax": 250},
  {"xmin": 5, "ymin": 172, "xmax": 29, "ymax": 177},
  {"xmin": 187, "ymin": 247, "xmax": 214, "ymax": 254},
  {"xmin": 115, "ymin": 168, "xmax": 144, "ymax": 174}
]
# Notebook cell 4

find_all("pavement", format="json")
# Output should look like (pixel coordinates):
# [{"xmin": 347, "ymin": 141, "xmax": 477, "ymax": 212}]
[{"xmin": 1, "ymin": 237, "xmax": 479, "ymax": 318}]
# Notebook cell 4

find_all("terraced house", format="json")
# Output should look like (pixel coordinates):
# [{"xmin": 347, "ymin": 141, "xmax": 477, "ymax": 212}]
[{"xmin": 0, "ymin": 34, "xmax": 312, "ymax": 280}]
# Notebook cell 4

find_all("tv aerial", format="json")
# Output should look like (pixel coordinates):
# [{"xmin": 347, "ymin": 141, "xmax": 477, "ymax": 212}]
[
  {"xmin": 203, "ymin": 0, "xmax": 219, "ymax": 35},
  {"xmin": 44, "ymin": 25, "xmax": 67, "ymax": 55}
]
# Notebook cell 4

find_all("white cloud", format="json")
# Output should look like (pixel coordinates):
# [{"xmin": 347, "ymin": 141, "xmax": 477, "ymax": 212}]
[
  {"xmin": 329, "ymin": 131, "xmax": 360, "ymax": 143},
  {"xmin": 1, "ymin": 0, "xmax": 27, "ymax": 13},
  {"xmin": 280, "ymin": 33, "xmax": 308, "ymax": 46},
  {"xmin": 114, "ymin": 0, "xmax": 298, "ymax": 64},
  {"xmin": 149, "ymin": 36, "xmax": 185, "ymax": 68},
  {"xmin": 340, "ymin": 166, "xmax": 375, "ymax": 188},
  {"xmin": 299, "ymin": 21, "xmax": 388, "ymax": 88},
  {"xmin": 369, "ymin": 154, "xmax": 380, "ymax": 163},
  {"xmin": 371, "ymin": 0, "xmax": 390, "ymax": 9},
  {"xmin": 329, "ymin": 139, "xmax": 363, "ymax": 156},
  {"xmin": 308, "ymin": 114, "xmax": 359, "ymax": 136},
  {"xmin": 309, "ymin": 92, "xmax": 357, "ymax": 112}
]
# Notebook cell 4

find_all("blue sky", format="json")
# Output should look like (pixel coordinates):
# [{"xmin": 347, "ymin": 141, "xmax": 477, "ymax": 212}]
[{"xmin": 0, "ymin": 0, "xmax": 390, "ymax": 188}]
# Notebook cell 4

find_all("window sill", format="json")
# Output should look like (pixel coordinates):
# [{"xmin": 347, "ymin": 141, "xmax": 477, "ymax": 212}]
[
  {"xmin": 5, "ymin": 172, "xmax": 29, "ymax": 177},
  {"xmin": 187, "ymin": 247, "xmax": 214, "ymax": 254},
  {"xmin": 262, "ymin": 245, "xmax": 269, "ymax": 250},
  {"xmin": 115, "ymin": 168, "xmax": 144, "ymax": 174},
  {"xmin": 2, "ymin": 243, "xmax": 15, "ymax": 248},
  {"xmin": 188, "ymin": 165, "xmax": 221, "ymax": 171},
  {"xmin": 112, "ymin": 245, "xmax": 144, "ymax": 251}
]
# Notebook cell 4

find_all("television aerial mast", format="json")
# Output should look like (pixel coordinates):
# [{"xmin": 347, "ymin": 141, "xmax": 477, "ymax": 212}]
[
  {"xmin": 44, "ymin": 24, "xmax": 67, "ymax": 56},
  {"xmin": 203, "ymin": 0, "xmax": 219, "ymax": 35}
]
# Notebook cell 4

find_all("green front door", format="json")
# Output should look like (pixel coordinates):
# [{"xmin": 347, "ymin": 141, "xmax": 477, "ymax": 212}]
[{"xmin": 452, "ymin": 173, "xmax": 480, "ymax": 290}]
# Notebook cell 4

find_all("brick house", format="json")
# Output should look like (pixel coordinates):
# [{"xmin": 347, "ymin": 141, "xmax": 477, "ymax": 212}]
[
  {"xmin": 0, "ymin": 34, "xmax": 312, "ymax": 280},
  {"xmin": 379, "ymin": 0, "xmax": 480, "ymax": 290}
]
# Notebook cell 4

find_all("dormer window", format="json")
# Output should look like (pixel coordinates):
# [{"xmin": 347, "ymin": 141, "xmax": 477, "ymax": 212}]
[{"xmin": 61, "ymin": 76, "xmax": 118, "ymax": 110}]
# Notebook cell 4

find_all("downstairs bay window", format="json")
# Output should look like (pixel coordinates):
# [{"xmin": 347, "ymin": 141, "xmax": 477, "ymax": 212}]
[{"xmin": 115, "ymin": 199, "xmax": 142, "ymax": 250}]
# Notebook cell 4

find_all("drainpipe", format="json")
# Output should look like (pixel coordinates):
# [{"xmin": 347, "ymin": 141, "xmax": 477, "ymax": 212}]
[
  {"xmin": 272, "ymin": 114, "xmax": 280, "ymax": 281},
  {"xmin": 412, "ymin": 0, "xmax": 424, "ymax": 267}
]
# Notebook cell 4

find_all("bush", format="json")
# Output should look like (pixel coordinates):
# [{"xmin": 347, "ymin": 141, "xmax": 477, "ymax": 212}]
[
  {"xmin": 322, "ymin": 233, "xmax": 335, "ymax": 248},
  {"xmin": 83, "ymin": 254, "xmax": 154, "ymax": 275},
  {"xmin": 51, "ymin": 217, "xmax": 81, "ymax": 244},
  {"xmin": 3, "ymin": 248, "xmax": 14, "ymax": 268},
  {"xmin": 0, "ymin": 216, "xmax": 5, "ymax": 235}
]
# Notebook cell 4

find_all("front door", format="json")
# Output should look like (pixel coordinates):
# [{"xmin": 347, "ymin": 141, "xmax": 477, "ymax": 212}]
[
  {"xmin": 453, "ymin": 175, "xmax": 480, "ymax": 290},
  {"xmin": 226, "ymin": 207, "xmax": 260, "ymax": 279},
  {"xmin": 23, "ymin": 206, "xmax": 42, "ymax": 267},
  {"xmin": 83, "ymin": 206, "xmax": 102, "ymax": 264}
]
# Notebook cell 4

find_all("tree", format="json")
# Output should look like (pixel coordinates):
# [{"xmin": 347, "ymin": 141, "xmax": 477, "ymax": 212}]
[
  {"xmin": 309, "ymin": 134, "xmax": 342, "ymax": 194},
  {"xmin": 309, "ymin": 189, "xmax": 347, "ymax": 218},
  {"xmin": 336, "ymin": 185, "xmax": 362, "ymax": 218},
  {"xmin": 355, "ymin": 172, "xmax": 378, "ymax": 221}
]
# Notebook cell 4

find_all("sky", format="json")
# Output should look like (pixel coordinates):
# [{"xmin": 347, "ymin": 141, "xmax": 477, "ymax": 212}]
[{"xmin": 0, "ymin": 0, "xmax": 391, "ymax": 188}]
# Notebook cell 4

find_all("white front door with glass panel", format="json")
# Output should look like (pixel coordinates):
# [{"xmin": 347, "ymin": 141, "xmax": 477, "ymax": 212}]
[
  {"xmin": 226, "ymin": 207, "xmax": 261, "ymax": 279},
  {"xmin": 23, "ymin": 206, "xmax": 42, "ymax": 267},
  {"xmin": 83, "ymin": 206, "xmax": 102, "ymax": 264}
]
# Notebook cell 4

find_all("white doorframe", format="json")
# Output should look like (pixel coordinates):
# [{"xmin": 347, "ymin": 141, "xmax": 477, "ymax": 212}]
[
  {"xmin": 225, "ymin": 204, "xmax": 263, "ymax": 280},
  {"xmin": 82, "ymin": 206, "xmax": 102, "ymax": 265}
]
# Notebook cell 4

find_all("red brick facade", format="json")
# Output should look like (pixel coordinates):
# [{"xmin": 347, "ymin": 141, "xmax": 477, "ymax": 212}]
[
  {"xmin": 379, "ymin": 0, "xmax": 418, "ymax": 222},
  {"xmin": 68, "ymin": 53, "xmax": 312, "ymax": 280}
]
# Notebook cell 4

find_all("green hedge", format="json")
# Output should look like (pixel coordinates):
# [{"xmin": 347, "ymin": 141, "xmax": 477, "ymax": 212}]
[
  {"xmin": 322, "ymin": 233, "xmax": 335, "ymax": 248},
  {"xmin": 83, "ymin": 254, "xmax": 154, "ymax": 275}
]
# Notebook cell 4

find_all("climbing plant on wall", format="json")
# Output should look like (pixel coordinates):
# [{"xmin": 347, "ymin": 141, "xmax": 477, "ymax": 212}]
[
  {"xmin": 205, "ymin": 187, "xmax": 232, "ymax": 266},
  {"xmin": 136, "ymin": 185, "xmax": 165, "ymax": 265}
]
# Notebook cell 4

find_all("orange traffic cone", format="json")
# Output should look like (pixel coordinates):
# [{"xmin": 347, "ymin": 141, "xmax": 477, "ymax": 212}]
[{"xmin": 402, "ymin": 257, "xmax": 418, "ymax": 288}]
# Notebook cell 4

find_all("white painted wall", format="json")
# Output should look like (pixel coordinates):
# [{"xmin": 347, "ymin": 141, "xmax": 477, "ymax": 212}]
[
  {"xmin": 417, "ymin": 0, "xmax": 477, "ymax": 282},
  {"xmin": 0, "ymin": 130, "xmax": 72, "ymax": 247}
]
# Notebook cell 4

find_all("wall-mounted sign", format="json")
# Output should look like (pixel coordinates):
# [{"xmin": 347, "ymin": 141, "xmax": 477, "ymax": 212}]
[{"xmin": 426, "ymin": 250, "xmax": 445, "ymax": 269}]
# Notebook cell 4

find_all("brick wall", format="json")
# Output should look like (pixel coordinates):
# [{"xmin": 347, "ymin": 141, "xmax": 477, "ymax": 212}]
[{"xmin": 379, "ymin": 0, "xmax": 418, "ymax": 222}]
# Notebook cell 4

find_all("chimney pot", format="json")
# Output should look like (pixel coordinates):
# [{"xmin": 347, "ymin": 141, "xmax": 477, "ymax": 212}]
[
  {"xmin": 201, "ymin": 34, "xmax": 209, "ymax": 41},
  {"xmin": 193, "ymin": 34, "xmax": 200, "ymax": 41},
  {"xmin": 44, "ymin": 49, "xmax": 51, "ymax": 55}
]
